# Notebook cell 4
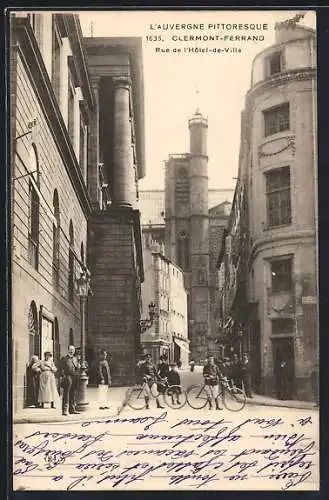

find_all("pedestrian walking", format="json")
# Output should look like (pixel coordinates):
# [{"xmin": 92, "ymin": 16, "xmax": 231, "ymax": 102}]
[
  {"xmin": 26, "ymin": 355, "xmax": 41, "ymax": 408},
  {"xmin": 241, "ymin": 353, "xmax": 253, "ymax": 398},
  {"xmin": 203, "ymin": 355, "xmax": 223, "ymax": 410},
  {"xmin": 167, "ymin": 362, "xmax": 182, "ymax": 406},
  {"xmin": 60, "ymin": 345, "xmax": 80, "ymax": 415},
  {"xmin": 97, "ymin": 350, "xmax": 112, "ymax": 409},
  {"xmin": 137, "ymin": 353, "xmax": 164, "ymax": 409},
  {"xmin": 37, "ymin": 352, "xmax": 59, "ymax": 408},
  {"xmin": 189, "ymin": 359, "xmax": 195, "ymax": 372}
]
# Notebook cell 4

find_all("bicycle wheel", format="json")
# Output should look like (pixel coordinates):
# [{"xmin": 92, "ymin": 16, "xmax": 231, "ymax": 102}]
[
  {"xmin": 164, "ymin": 385, "xmax": 187, "ymax": 409},
  {"xmin": 187, "ymin": 384, "xmax": 209, "ymax": 409},
  {"xmin": 126, "ymin": 386, "xmax": 146, "ymax": 410},
  {"xmin": 223, "ymin": 387, "xmax": 246, "ymax": 412}
]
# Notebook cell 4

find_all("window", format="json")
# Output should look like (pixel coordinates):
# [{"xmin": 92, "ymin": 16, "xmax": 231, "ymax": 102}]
[
  {"xmin": 27, "ymin": 13, "xmax": 37, "ymax": 32},
  {"xmin": 268, "ymin": 52, "xmax": 282, "ymax": 76},
  {"xmin": 68, "ymin": 221, "xmax": 75, "ymax": 303},
  {"xmin": 52, "ymin": 190, "xmax": 60, "ymax": 289},
  {"xmin": 266, "ymin": 167, "xmax": 291, "ymax": 227},
  {"xmin": 80, "ymin": 242, "xmax": 84, "ymax": 266},
  {"xmin": 272, "ymin": 318, "xmax": 294, "ymax": 335},
  {"xmin": 264, "ymin": 103, "xmax": 289, "ymax": 137},
  {"xmin": 177, "ymin": 232, "xmax": 190, "ymax": 271},
  {"xmin": 68, "ymin": 81, "xmax": 75, "ymax": 146},
  {"xmin": 28, "ymin": 182, "xmax": 39, "ymax": 269},
  {"xmin": 79, "ymin": 115, "xmax": 86, "ymax": 177},
  {"xmin": 271, "ymin": 258, "xmax": 293, "ymax": 293},
  {"xmin": 51, "ymin": 19, "xmax": 61, "ymax": 104}
]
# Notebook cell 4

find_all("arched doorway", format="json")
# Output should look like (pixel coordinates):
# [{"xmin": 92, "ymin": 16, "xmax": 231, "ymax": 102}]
[
  {"xmin": 28, "ymin": 301, "xmax": 39, "ymax": 360},
  {"xmin": 26, "ymin": 301, "xmax": 39, "ymax": 407}
]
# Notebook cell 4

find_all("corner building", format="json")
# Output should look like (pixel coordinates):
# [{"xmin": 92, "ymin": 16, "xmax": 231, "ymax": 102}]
[
  {"xmin": 244, "ymin": 25, "xmax": 318, "ymax": 400},
  {"xmin": 140, "ymin": 235, "xmax": 189, "ymax": 366}
]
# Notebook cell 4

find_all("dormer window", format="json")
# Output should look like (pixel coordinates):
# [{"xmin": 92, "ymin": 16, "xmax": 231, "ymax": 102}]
[{"xmin": 267, "ymin": 51, "xmax": 282, "ymax": 77}]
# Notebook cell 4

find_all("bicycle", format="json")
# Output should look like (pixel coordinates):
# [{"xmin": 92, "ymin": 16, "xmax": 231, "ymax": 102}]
[
  {"xmin": 126, "ymin": 377, "xmax": 187, "ymax": 410},
  {"xmin": 186, "ymin": 376, "xmax": 246, "ymax": 412}
]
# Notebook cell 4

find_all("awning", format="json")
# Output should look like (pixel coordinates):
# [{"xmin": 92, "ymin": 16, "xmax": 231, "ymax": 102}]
[{"xmin": 174, "ymin": 338, "xmax": 190, "ymax": 354}]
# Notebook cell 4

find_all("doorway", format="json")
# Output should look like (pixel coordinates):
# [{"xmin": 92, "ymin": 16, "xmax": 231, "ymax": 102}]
[
  {"xmin": 41, "ymin": 316, "xmax": 54, "ymax": 359},
  {"xmin": 272, "ymin": 336, "xmax": 295, "ymax": 400}
]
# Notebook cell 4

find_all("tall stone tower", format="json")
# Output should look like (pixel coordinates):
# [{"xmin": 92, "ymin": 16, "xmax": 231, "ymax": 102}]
[
  {"xmin": 188, "ymin": 109, "xmax": 210, "ymax": 360},
  {"xmin": 164, "ymin": 109, "xmax": 211, "ymax": 361}
]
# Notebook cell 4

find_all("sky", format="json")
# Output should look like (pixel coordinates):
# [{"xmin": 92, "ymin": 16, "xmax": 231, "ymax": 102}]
[{"xmin": 77, "ymin": 9, "xmax": 316, "ymax": 191}]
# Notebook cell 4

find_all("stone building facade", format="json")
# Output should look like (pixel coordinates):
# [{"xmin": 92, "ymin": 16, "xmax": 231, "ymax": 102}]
[
  {"xmin": 11, "ymin": 12, "xmax": 146, "ymax": 413},
  {"xmin": 218, "ymin": 23, "xmax": 318, "ymax": 401},
  {"xmin": 83, "ymin": 37, "xmax": 145, "ymax": 386},
  {"xmin": 140, "ymin": 234, "xmax": 189, "ymax": 366},
  {"xmin": 11, "ymin": 12, "xmax": 94, "ymax": 412}
]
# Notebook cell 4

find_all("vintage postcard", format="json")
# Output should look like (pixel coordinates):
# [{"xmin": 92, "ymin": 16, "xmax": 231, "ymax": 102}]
[{"xmin": 9, "ymin": 9, "xmax": 319, "ymax": 491}]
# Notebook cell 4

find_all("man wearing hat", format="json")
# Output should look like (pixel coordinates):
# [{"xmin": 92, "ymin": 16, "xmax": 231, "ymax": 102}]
[
  {"xmin": 203, "ymin": 354, "xmax": 223, "ymax": 410},
  {"xmin": 137, "ymin": 353, "xmax": 164, "ymax": 409}
]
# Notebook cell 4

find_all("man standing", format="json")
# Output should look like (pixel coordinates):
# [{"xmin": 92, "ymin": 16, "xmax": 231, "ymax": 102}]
[
  {"xmin": 60, "ymin": 345, "xmax": 80, "ymax": 415},
  {"xmin": 137, "ymin": 353, "xmax": 164, "ymax": 409},
  {"xmin": 241, "ymin": 353, "xmax": 253, "ymax": 398},
  {"xmin": 231, "ymin": 353, "xmax": 242, "ymax": 389},
  {"xmin": 203, "ymin": 355, "xmax": 223, "ymax": 410},
  {"xmin": 97, "ymin": 350, "xmax": 112, "ymax": 410}
]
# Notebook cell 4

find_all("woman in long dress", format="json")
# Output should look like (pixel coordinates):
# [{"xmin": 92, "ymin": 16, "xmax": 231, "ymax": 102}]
[
  {"xmin": 37, "ymin": 352, "xmax": 59, "ymax": 408},
  {"xmin": 26, "ymin": 355, "xmax": 41, "ymax": 407}
]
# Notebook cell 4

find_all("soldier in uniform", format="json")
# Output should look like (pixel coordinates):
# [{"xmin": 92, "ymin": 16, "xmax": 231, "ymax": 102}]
[
  {"xmin": 203, "ymin": 355, "xmax": 223, "ymax": 410},
  {"xmin": 137, "ymin": 353, "xmax": 164, "ymax": 409}
]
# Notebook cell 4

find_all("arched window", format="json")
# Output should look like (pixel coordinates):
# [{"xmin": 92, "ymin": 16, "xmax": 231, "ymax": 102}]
[
  {"xmin": 28, "ymin": 144, "xmax": 40, "ymax": 270},
  {"xmin": 28, "ymin": 301, "xmax": 39, "ymax": 360},
  {"xmin": 68, "ymin": 220, "xmax": 75, "ymax": 303},
  {"xmin": 69, "ymin": 328, "xmax": 74, "ymax": 347},
  {"xmin": 177, "ymin": 232, "xmax": 190, "ymax": 271},
  {"xmin": 52, "ymin": 190, "xmax": 60, "ymax": 289}
]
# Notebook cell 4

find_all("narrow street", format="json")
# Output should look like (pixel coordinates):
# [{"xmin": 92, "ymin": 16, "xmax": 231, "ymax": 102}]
[{"xmin": 13, "ymin": 369, "xmax": 319, "ymax": 491}]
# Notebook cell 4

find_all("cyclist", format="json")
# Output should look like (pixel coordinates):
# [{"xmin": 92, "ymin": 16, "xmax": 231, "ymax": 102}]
[
  {"xmin": 203, "ymin": 354, "xmax": 223, "ymax": 410},
  {"xmin": 137, "ymin": 353, "xmax": 165, "ymax": 409},
  {"xmin": 167, "ymin": 362, "xmax": 182, "ymax": 406}
]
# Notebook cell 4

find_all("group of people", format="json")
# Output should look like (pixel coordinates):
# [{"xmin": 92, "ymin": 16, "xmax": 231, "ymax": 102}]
[
  {"xmin": 202, "ymin": 353, "xmax": 252, "ymax": 410},
  {"xmin": 26, "ymin": 345, "xmax": 112, "ymax": 415},
  {"xmin": 137, "ymin": 353, "xmax": 182, "ymax": 409}
]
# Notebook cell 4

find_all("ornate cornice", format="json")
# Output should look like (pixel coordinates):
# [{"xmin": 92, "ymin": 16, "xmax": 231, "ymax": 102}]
[
  {"xmin": 247, "ymin": 67, "xmax": 316, "ymax": 104},
  {"xmin": 249, "ymin": 229, "xmax": 315, "ymax": 266},
  {"xmin": 13, "ymin": 17, "xmax": 92, "ymax": 218},
  {"xmin": 84, "ymin": 37, "xmax": 145, "ymax": 180},
  {"xmin": 65, "ymin": 15, "xmax": 95, "ymax": 111}
]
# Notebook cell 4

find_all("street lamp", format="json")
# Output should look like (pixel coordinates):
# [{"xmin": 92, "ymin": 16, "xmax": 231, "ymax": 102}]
[
  {"xmin": 76, "ymin": 270, "xmax": 91, "ymax": 412},
  {"xmin": 139, "ymin": 301, "xmax": 157, "ymax": 333}
]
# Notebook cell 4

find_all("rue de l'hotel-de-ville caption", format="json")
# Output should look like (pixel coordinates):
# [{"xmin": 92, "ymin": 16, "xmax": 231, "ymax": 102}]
[{"xmin": 9, "ymin": 8, "xmax": 319, "ymax": 492}]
